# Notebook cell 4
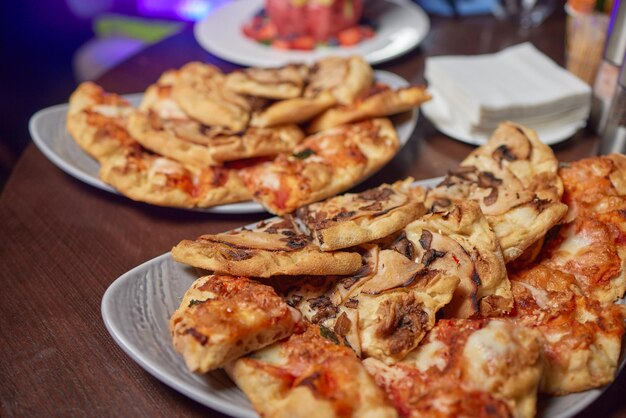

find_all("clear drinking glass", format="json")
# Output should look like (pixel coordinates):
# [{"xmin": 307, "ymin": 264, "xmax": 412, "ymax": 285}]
[{"xmin": 491, "ymin": 0, "xmax": 557, "ymax": 28}]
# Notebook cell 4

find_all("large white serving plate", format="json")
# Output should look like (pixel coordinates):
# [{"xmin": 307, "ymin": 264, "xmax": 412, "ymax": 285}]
[
  {"xmin": 101, "ymin": 175, "xmax": 626, "ymax": 418},
  {"xmin": 194, "ymin": 0, "xmax": 430, "ymax": 67},
  {"xmin": 29, "ymin": 70, "xmax": 418, "ymax": 214}
]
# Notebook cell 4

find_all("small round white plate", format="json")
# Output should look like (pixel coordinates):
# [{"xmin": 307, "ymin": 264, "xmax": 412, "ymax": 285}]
[
  {"xmin": 29, "ymin": 70, "xmax": 417, "ymax": 214},
  {"xmin": 101, "ymin": 194, "xmax": 626, "ymax": 418},
  {"xmin": 421, "ymin": 87, "xmax": 586, "ymax": 146},
  {"xmin": 194, "ymin": 0, "xmax": 430, "ymax": 67}
]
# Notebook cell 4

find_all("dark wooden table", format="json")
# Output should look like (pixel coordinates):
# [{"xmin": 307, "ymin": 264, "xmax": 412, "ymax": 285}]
[{"xmin": 1, "ymin": 8, "xmax": 624, "ymax": 418}]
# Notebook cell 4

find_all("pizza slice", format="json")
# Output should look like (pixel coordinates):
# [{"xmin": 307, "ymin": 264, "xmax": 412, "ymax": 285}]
[
  {"xmin": 66, "ymin": 82, "xmax": 136, "ymax": 160},
  {"xmin": 540, "ymin": 216, "xmax": 626, "ymax": 303},
  {"xmin": 225, "ymin": 63, "xmax": 310, "ymax": 99},
  {"xmin": 425, "ymin": 122, "xmax": 567, "ymax": 262},
  {"xmin": 99, "ymin": 145, "xmax": 251, "ymax": 208},
  {"xmin": 128, "ymin": 110, "xmax": 304, "ymax": 166},
  {"xmin": 225, "ymin": 323, "xmax": 398, "ymax": 418},
  {"xmin": 139, "ymin": 69, "xmax": 190, "ymax": 120},
  {"xmin": 283, "ymin": 245, "xmax": 459, "ymax": 363},
  {"xmin": 170, "ymin": 274, "xmax": 303, "ymax": 372},
  {"xmin": 241, "ymin": 118, "xmax": 400, "ymax": 215},
  {"xmin": 304, "ymin": 56, "xmax": 373, "ymax": 105},
  {"xmin": 171, "ymin": 62, "xmax": 251, "ymax": 131},
  {"xmin": 509, "ymin": 263, "xmax": 626, "ymax": 395},
  {"xmin": 363, "ymin": 318, "xmax": 544, "ymax": 418},
  {"xmin": 559, "ymin": 154, "xmax": 626, "ymax": 223},
  {"xmin": 295, "ymin": 179, "xmax": 426, "ymax": 251},
  {"xmin": 307, "ymin": 84, "xmax": 432, "ymax": 133},
  {"xmin": 171, "ymin": 217, "xmax": 363, "ymax": 278},
  {"xmin": 403, "ymin": 201, "xmax": 513, "ymax": 318},
  {"xmin": 249, "ymin": 91, "xmax": 337, "ymax": 128}
]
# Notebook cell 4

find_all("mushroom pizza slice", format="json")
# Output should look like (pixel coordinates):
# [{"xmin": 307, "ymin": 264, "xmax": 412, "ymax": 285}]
[
  {"xmin": 425, "ymin": 122, "xmax": 567, "ymax": 262},
  {"xmin": 171, "ymin": 217, "xmax": 363, "ymax": 278},
  {"xmin": 282, "ymin": 245, "xmax": 459, "ymax": 364},
  {"xmin": 403, "ymin": 201, "xmax": 513, "ymax": 318},
  {"xmin": 295, "ymin": 178, "xmax": 426, "ymax": 251}
]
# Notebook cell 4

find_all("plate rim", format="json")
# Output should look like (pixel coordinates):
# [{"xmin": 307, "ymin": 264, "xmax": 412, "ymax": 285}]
[
  {"xmin": 101, "ymin": 252, "xmax": 258, "ymax": 418},
  {"xmin": 29, "ymin": 70, "xmax": 416, "ymax": 215},
  {"xmin": 193, "ymin": 0, "xmax": 430, "ymax": 67}
]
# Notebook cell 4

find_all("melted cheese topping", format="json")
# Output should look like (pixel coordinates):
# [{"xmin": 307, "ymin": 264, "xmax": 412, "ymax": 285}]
[
  {"xmin": 93, "ymin": 104, "xmax": 132, "ymax": 118},
  {"xmin": 405, "ymin": 340, "xmax": 447, "ymax": 372},
  {"xmin": 149, "ymin": 157, "xmax": 185, "ymax": 178},
  {"xmin": 462, "ymin": 321, "xmax": 519, "ymax": 391}
]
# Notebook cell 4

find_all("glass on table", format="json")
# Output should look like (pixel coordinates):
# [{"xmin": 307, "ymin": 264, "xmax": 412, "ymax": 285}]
[
  {"xmin": 565, "ymin": 1, "xmax": 611, "ymax": 85},
  {"xmin": 491, "ymin": 0, "xmax": 557, "ymax": 28}
]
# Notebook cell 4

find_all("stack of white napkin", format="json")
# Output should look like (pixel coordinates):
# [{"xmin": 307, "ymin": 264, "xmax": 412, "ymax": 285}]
[{"xmin": 424, "ymin": 43, "xmax": 591, "ymax": 140}]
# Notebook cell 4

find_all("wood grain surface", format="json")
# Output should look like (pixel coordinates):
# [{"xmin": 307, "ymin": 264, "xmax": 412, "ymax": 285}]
[{"xmin": 1, "ymin": 8, "xmax": 624, "ymax": 418}]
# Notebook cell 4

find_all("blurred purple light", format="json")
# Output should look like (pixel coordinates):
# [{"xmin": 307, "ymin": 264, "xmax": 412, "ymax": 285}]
[{"xmin": 138, "ymin": 0, "xmax": 231, "ymax": 21}]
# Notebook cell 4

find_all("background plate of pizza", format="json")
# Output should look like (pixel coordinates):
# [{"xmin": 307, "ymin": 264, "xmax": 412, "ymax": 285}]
[
  {"xmin": 101, "ymin": 181, "xmax": 626, "ymax": 418},
  {"xmin": 193, "ymin": 0, "xmax": 430, "ymax": 67},
  {"xmin": 29, "ymin": 70, "xmax": 418, "ymax": 214}
]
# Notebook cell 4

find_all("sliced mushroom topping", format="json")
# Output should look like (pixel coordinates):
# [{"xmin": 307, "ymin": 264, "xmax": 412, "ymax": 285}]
[
  {"xmin": 477, "ymin": 172, "xmax": 503, "ymax": 189},
  {"xmin": 358, "ymin": 187, "xmax": 395, "ymax": 202},
  {"xmin": 492, "ymin": 144, "xmax": 517, "ymax": 163},
  {"xmin": 334, "ymin": 312, "xmax": 352, "ymax": 336},
  {"xmin": 422, "ymin": 249, "xmax": 446, "ymax": 267},
  {"xmin": 285, "ymin": 294, "xmax": 303, "ymax": 307},
  {"xmin": 224, "ymin": 248, "xmax": 253, "ymax": 261},
  {"xmin": 419, "ymin": 230, "xmax": 433, "ymax": 250},
  {"xmin": 361, "ymin": 250, "xmax": 422, "ymax": 295},
  {"xmin": 202, "ymin": 219, "xmax": 310, "ymax": 251},
  {"xmin": 344, "ymin": 298, "xmax": 359, "ymax": 309},
  {"xmin": 388, "ymin": 231, "xmax": 416, "ymax": 260},
  {"xmin": 483, "ymin": 187, "xmax": 499, "ymax": 206},
  {"xmin": 488, "ymin": 124, "xmax": 532, "ymax": 160},
  {"xmin": 375, "ymin": 295, "xmax": 429, "ymax": 355},
  {"xmin": 308, "ymin": 295, "xmax": 339, "ymax": 324}
]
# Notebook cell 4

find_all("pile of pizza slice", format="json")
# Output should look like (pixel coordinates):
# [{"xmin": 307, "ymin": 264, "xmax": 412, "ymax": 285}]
[
  {"xmin": 169, "ymin": 121, "xmax": 626, "ymax": 418},
  {"xmin": 66, "ymin": 56, "xmax": 430, "ymax": 213}
]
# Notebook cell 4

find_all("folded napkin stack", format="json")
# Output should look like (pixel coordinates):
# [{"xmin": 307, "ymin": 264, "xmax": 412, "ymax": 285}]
[{"xmin": 425, "ymin": 43, "xmax": 591, "ymax": 138}]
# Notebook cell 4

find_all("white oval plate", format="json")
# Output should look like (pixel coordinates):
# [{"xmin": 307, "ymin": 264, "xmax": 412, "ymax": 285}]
[
  {"xmin": 102, "ymin": 175, "xmax": 625, "ymax": 418},
  {"xmin": 194, "ymin": 0, "xmax": 430, "ymax": 67},
  {"xmin": 421, "ymin": 86, "xmax": 585, "ymax": 146},
  {"xmin": 29, "ymin": 70, "xmax": 417, "ymax": 214}
]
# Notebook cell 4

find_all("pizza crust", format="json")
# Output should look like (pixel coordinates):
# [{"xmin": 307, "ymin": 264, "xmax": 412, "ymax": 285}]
[
  {"xmin": 66, "ymin": 82, "xmax": 135, "ymax": 160},
  {"xmin": 99, "ymin": 145, "xmax": 251, "ymax": 208},
  {"xmin": 250, "ymin": 91, "xmax": 336, "ymax": 128},
  {"xmin": 225, "ymin": 64, "xmax": 310, "ymax": 99},
  {"xmin": 308, "ymin": 86, "xmax": 432, "ymax": 133},
  {"xmin": 304, "ymin": 56, "xmax": 373, "ymax": 105},
  {"xmin": 171, "ymin": 218, "xmax": 363, "ymax": 278},
  {"xmin": 172, "ymin": 62, "xmax": 251, "ymax": 131},
  {"xmin": 99, "ymin": 146, "xmax": 197, "ymax": 208}
]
